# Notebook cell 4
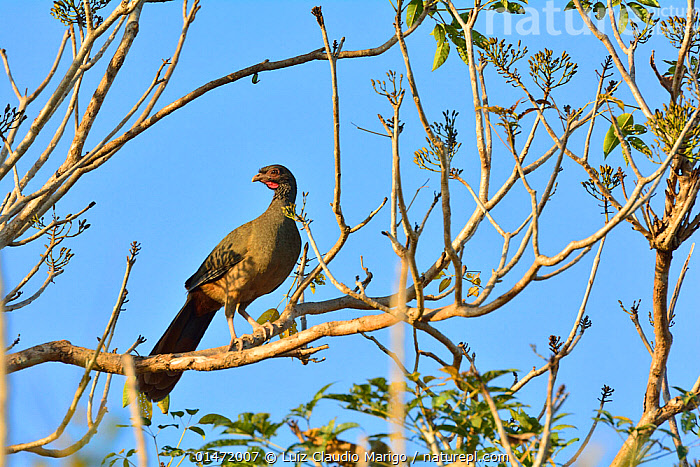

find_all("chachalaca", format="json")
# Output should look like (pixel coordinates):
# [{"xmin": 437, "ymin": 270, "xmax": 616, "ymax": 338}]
[{"xmin": 137, "ymin": 164, "xmax": 301, "ymax": 401}]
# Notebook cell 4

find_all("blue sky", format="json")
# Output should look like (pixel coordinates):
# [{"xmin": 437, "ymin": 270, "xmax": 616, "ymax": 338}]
[{"xmin": 2, "ymin": 1, "xmax": 699, "ymax": 465}]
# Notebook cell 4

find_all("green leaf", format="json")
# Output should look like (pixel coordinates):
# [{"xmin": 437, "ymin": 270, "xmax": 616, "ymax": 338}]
[
  {"xmin": 199, "ymin": 413, "xmax": 234, "ymax": 427},
  {"xmin": 618, "ymin": 113, "xmax": 634, "ymax": 130},
  {"xmin": 252, "ymin": 72, "xmax": 260, "ymax": 84},
  {"xmin": 603, "ymin": 113, "xmax": 634, "ymax": 157},
  {"xmin": 490, "ymin": 0, "xmax": 508, "ymax": 11},
  {"xmin": 123, "ymin": 383, "xmax": 153, "ymax": 421},
  {"xmin": 122, "ymin": 381, "xmax": 129, "ymax": 408},
  {"xmin": 430, "ymin": 24, "xmax": 445, "ymax": 43},
  {"xmin": 628, "ymin": 124, "xmax": 647, "ymax": 135},
  {"xmin": 157, "ymin": 395, "xmax": 170, "ymax": 414},
  {"xmin": 432, "ymin": 40, "xmax": 450, "ymax": 71},
  {"xmin": 257, "ymin": 308, "xmax": 280, "ymax": 325},
  {"xmin": 102, "ymin": 452, "xmax": 117, "ymax": 466},
  {"xmin": 618, "ymin": 4, "xmax": 629, "ymax": 33},
  {"xmin": 406, "ymin": 0, "xmax": 423, "ymax": 28},
  {"xmin": 139, "ymin": 393, "xmax": 153, "ymax": 421},
  {"xmin": 439, "ymin": 277, "xmax": 452, "ymax": 292},
  {"xmin": 600, "ymin": 94, "xmax": 625, "ymax": 111},
  {"xmin": 445, "ymin": 31, "xmax": 468, "ymax": 65},
  {"xmin": 189, "ymin": 426, "xmax": 206, "ymax": 440},
  {"xmin": 507, "ymin": 2, "xmax": 526, "ymax": 14},
  {"xmin": 450, "ymin": 11, "xmax": 470, "ymax": 29},
  {"xmin": 680, "ymin": 411, "xmax": 697, "ymax": 433},
  {"xmin": 627, "ymin": 2, "xmax": 649, "ymax": 23},
  {"xmin": 334, "ymin": 422, "xmax": 361, "ymax": 434},
  {"xmin": 565, "ymin": 0, "xmax": 593, "ymax": 11},
  {"xmin": 471, "ymin": 29, "xmax": 489, "ymax": 49},
  {"xmin": 635, "ymin": 0, "xmax": 659, "ymax": 6},
  {"xmin": 489, "ymin": 0, "xmax": 527, "ymax": 14},
  {"xmin": 282, "ymin": 318, "xmax": 298, "ymax": 339},
  {"xmin": 593, "ymin": 2, "xmax": 606, "ymax": 19},
  {"xmin": 603, "ymin": 127, "xmax": 621, "ymax": 158},
  {"xmin": 628, "ymin": 136, "xmax": 651, "ymax": 156},
  {"xmin": 432, "ymin": 393, "xmax": 451, "ymax": 408}
]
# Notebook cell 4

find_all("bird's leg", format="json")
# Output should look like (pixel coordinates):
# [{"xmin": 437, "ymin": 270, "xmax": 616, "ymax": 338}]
[
  {"xmin": 238, "ymin": 308, "xmax": 274, "ymax": 341},
  {"xmin": 225, "ymin": 298, "xmax": 242, "ymax": 351},
  {"xmin": 227, "ymin": 315, "xmax": 240, "ymax": 350}
]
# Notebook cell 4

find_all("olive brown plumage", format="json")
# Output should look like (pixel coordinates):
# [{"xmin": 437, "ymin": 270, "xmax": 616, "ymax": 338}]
[{"xmin": 137, "ymin": 165, "xmax": 302, "ymax": 401}]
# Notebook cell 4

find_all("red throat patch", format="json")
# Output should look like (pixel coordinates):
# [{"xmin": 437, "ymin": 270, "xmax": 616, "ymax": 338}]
[{"xmin": 264, "ymin": 181, "xmax": 279, "ymax": 189}]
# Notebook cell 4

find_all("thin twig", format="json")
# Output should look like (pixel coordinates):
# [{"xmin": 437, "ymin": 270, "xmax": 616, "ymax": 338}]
[
  {"xmin": 668, "ymin": 243, "xmax": 694, "ymax": 322},
  {"xmin": 313, "ymin": 6, "xmax": 345, "ymax": 228},
  {"xmin": 123, "ymin": 354, "xmax": 148, "ymax": 467},
  {"xmin": 6, "ymin": 242, "xmax": 138, "ymax": 453}
]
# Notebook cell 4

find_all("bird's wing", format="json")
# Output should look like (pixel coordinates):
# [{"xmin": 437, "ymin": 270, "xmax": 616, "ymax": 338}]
[{"xmin": 184, "ymin": 223, "xmax": 252, "ymax": 291}]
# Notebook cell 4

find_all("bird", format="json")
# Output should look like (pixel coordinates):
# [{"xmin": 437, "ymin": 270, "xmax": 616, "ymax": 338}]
[{"xmin": 137, "ymin": 164, "xmax": 302, "ymax": 401}]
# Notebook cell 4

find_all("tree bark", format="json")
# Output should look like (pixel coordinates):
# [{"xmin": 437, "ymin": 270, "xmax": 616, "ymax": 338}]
[{"xmin": 610, "ymin": 248, "xmax": 674, "ymax": 467}]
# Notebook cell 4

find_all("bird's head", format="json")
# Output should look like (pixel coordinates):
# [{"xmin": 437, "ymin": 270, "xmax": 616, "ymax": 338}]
[{"xmin": 252, "ymin": 164, "xmax": 297, "ymax": 202}]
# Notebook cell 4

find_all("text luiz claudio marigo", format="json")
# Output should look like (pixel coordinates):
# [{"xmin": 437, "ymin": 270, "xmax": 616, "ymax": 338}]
[{"xmin": 282, "ymin": 450, "xmax": 510, "ymax": 465}]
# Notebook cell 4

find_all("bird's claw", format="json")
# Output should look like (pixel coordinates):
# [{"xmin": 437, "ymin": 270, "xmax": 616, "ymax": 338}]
[
  {"xmin": 261, "ymin": 322, "xmax": 275, "ymax": 340},
  {"xmin": 252, "ymin": 322, "xmax": 274, "ymax": 342},
  {"xmin": 228, "ymin": 338, "xmax": 243, "ymax": 351}
]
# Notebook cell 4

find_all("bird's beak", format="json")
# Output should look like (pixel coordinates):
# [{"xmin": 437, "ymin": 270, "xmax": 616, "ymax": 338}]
[{"xmin": 252, "ymin": 173, "xmax": 265, "ymax": 183}]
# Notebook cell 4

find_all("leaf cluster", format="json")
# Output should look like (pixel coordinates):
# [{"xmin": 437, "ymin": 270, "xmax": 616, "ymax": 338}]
[
  {"xmin": 582, "ymin": 165, "xmax": 624, "ymax": 201},
  {"xmin": 564, "ymin": 0, "xmax": 660, "ymax": 33},
  {"xmin": 602, "ymin": 112, "xmax": 650, "ymax": 162},
  {"xmin": 594, "ymin": 409, "xmax": 680, "ymax": 464},
  {"xmin": 50, "ymin": 0, "xmax": 111, "ymax": 27},
  {"xmin": 660, "ymin": 13, "xmax": 700, "ymax": 54},
  {"xmin": 651, "ymin": 97, "xmax": 700, "ymax": 162},
  {"xmin": 0, "ymin": 104, "xmax": 26, "ymax": 141},
  {"xmin": 408, "ymin": 0, "xmax": 490, "ymax": 72},
  {"xmin": 482, "ymin": 38, "xmax": 528, "ymax": 87},
  {"xmin": 486, "ymin": 0, "xmax": 528, "ymax": 15},
  {"xmin": 528, "ymin": 49, "xmax": 578, "ymax": 98},
  {"xmin": 436, "ymin": 267, "xmax": 481, "ymax": 297},
  {"xmin": 114, "ymin": 370, "xmax": 583, "ymax": 466},
  {"xmin": 657, "ymin": 14, "xmax": 700, "ymax": 92},
  {"xmin": 414, "ymin": 110, "xmax": 461, "ymax": 172}
]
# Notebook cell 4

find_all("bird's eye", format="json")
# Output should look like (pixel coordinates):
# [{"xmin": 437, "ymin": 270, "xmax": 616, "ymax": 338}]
[{"xmin": 271, "ymin": 169, "xmax": 279, "ymax": 175}]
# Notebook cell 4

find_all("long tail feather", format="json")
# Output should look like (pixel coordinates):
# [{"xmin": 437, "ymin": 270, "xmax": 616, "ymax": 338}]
[{"xmin": 137, "ymin": 290, "xmax": 219, "ymax": 401}]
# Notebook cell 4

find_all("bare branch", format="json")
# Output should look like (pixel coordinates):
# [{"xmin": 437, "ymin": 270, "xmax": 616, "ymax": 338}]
[
  {"xmin": 8, "ymin": 201, "xmax": 94, "ymax": 247},
  {"xmin": 570, "ymin": 0, "xmax": 652, "ymax": 118},
  {"xmin": 6, "ymin": 241, "xmax": 138, "ymax": 454},
  {"xmin": 668, "ymin": 243, "xmax": 695, "ymax": 322},
  {"xmin": 122, "ymin": 355, "xmax": 148, "ymax": 467},
  {"xmin": 0, "ymin": 48, "xmax": 22, "ymax": 100}
]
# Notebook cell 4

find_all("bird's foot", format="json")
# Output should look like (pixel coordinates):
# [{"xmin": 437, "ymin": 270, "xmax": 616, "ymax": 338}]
[
  {"xmin": 260, "ymin": 322, "xmax": 275, "ymax": 341},
  {"xmin": 228, "ymin": 337, "xmax": 243, "ymax": 352},
  {"xmin": 252, "ymin": 322, "xmax": 275, "ymax": 342}
]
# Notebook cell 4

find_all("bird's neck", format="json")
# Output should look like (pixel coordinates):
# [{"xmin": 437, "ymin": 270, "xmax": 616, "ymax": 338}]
[{"xmin": 271, "ymin": 182, "xmax": 296, "ymax": 206}]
